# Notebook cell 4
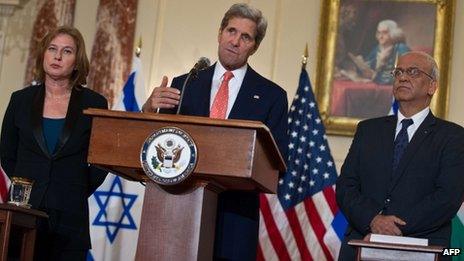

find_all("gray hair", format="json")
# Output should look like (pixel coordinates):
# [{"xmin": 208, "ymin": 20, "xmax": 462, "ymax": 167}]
[
  {"xmin": 220, "ymin": 3, "xmax": 267, "ymax": 46},
  {"xmin": 424, "ymin": 53, "xmax": 439, "ymax": 80},
  {"xmin": 377, "ymin": 19, "xmax": 405, "ymax": 42},
  {"xmin": 401, "ymin": 51, "xmax": 439, "ymax": 80}
]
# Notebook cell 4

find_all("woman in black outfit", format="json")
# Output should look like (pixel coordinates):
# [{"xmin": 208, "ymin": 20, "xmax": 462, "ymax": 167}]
[{"xmin": 0, "ymin": 26, "xmax": 108, "ymax": 260}]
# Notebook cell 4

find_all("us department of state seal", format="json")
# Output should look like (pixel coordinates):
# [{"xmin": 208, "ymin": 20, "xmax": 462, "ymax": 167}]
[{"xmin": 140, "ymin": 127, "xmax": 197, "ymax": 185}]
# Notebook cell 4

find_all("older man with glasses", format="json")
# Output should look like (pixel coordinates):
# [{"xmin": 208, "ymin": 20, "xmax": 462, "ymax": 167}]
[{"xmin": 336, "ymin": 51, "xmax": 464, "ymax": 261}]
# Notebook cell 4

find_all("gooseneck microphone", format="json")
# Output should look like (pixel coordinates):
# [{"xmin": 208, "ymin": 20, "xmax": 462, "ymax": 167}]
[
  {"xmin": 176, "ymin": 57, "xmax": 211, "ymax": 114},
  {"xmin": 190, "ymin": 57, "xmax": 211, "ymax": 77}
]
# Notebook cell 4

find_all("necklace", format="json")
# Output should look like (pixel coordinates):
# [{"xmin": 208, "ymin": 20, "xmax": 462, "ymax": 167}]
[{"xmin": 45, "ymin": 90, "xmax": 71, "ymax": 100}]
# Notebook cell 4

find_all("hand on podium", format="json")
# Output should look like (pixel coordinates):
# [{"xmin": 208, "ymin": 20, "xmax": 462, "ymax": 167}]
[
  {"xmin": 363, "ymin": 233, "xmax": 371, "ymax": 241},
  {"xmin": 370, "ymin": 214, "xmax": 406, "ymax": 236}
]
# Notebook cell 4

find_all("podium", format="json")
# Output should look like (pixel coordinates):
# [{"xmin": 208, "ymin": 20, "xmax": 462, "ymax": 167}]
[
  {"xmin": 85, "ymin": 109, "xmax": 286, "ymax": 260},
  {"xmin": 348, "ymin": 239, "xmax": 444, "ymax": 261},
  {"xmin": 0, "ymin": 204, "xmax": 48, "ymax": 261}
]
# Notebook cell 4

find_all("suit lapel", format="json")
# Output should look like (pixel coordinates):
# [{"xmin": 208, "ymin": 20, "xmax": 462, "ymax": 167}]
[
  {"xmin": 30, "ymin": 85, "xmax": 83, "ymax": 159},
  {"xmin": 382, "ymin": 116, "xmax": 396, "ymax": 180},
  {"xmin": 31, "ymin": 84, "xmax": 50, "ymax": 158},
  {"xmin": 228, "ymin": 66, "xmax": 258, "ymax": 119},
  {"xmin": 187, "ymin": 65, "xmax": 214, "ymax": 117},
  {"xmin": 53, "ymin": 86, "xmax": 82, "ymax": 158},
  {"xmin": 192, "ymin": 64, "xmax": 261, "ymax": 119},
  {"xmin": 389, "ymin": 112, "xmax": 436, "ymax": 192}
]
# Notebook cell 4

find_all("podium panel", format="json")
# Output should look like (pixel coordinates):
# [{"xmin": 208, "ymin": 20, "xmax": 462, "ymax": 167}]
[{"xmin": 348, "ymin": 239, "xmax": 444, "ymax": 261}]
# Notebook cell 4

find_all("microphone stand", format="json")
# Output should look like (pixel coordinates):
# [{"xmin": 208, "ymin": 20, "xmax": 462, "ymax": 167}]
[
  {"xmin": 176, "ymin": 70, "xmax": 196, "ymax": 114},
  {"xmin": 156, "ymin": 64, "xmax": 199, "ymax": 114},
  {"xmin": 176, "ymin": 58, "xmax": 210, "ymax": 114}
]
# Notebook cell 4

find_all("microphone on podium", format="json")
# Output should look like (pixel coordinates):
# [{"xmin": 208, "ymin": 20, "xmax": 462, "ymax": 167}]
[
  {"xmin": 176, "ymin": 57, "xmax": 211, "ymax": 114},
  {"xmin": 189, "ymin": 57, "xmax": 211, "ymax": 78}
]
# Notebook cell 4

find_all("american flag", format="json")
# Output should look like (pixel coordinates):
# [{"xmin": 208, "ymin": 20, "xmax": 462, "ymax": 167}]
[
  {"xmin": 0, "ymin": 163, "xmax": 10, "ymax": 203},
  {"xmin": 258, "ymin": 68, "xmax": 347, "ymax": 260}
]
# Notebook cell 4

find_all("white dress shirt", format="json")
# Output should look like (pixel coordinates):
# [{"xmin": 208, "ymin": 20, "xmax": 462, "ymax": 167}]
[
  {"xmin": 210, "ymin": 61, "xmax": 247, "ymax": 118},
  {"xmin": 395, "ymin": 107, "xmax": 430, "ymax": 142}
]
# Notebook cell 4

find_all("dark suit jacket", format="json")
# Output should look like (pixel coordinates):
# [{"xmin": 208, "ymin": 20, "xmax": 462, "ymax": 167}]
[
  {"xmin": 336, "ymin": 112, "xmax": 464, "ymax": 260},
  {"xmin": 0, "ymin": 84, "xmax": 108, "ymax": 250},
  {"xmin": 161, "ymin": 64, "xmax": 288, "ymax": 260}
]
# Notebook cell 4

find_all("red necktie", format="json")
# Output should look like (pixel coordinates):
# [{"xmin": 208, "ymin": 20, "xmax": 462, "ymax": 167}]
[{"xmin": 210, "ymin": 71, "xmax": 234, "ymax": 119}]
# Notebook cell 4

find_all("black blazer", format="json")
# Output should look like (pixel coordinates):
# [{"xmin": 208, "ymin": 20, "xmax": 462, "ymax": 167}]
[
  {"xmin": 161, "ymin": 64, "xmax": 289, "ymax": 260},
  {"xmin": 0, "ymin": 84, "xmax": 108, "ymax": 250},
  {"xmin": 336, "ymin": 112, "xmax": 464, "ymax": 260}
]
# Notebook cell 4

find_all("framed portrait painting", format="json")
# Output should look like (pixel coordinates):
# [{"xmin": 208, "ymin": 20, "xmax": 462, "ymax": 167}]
[{"xmin": 315, "ymin": 0, "xmax": 455, "ymax": 136}]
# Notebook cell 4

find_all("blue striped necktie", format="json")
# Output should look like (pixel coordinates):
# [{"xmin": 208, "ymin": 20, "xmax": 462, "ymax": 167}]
[{"xmin": 392, "ymin": 118, "xmax": 414, "ymax": 172}]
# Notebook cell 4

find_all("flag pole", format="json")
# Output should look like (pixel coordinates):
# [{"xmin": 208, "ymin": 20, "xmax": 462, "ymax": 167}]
[
  {"xmin": 302, "ymin": 43, "xmax": 308, "ymax": 70},
  {"xmin": 135, "ymin": 37, "xmax": 142, "ymax": 57}
]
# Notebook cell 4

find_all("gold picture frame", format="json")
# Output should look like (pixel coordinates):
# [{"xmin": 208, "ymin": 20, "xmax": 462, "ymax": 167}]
[{"xmin": 315, "ymin": 0, "xmax": 455, "ymax": 136}]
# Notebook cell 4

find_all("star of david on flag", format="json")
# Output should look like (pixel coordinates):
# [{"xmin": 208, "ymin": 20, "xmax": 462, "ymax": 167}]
[
  {"xmin": 92, "ymin": 177, "xmax": 138, "ymax": 243},
  {"xmin": 258, "ymin": 67, "xmax": 347, "ymax": 260}
]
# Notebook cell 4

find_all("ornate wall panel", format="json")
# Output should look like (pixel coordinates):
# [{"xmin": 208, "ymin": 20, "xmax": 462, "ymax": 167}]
[
  {"xmin": 23, "ymin": 0, "xmax": 75, "ymax": 84},
  {"xmin": 87, "ymin": 0, "xmax": 138, "ymax": 107}
]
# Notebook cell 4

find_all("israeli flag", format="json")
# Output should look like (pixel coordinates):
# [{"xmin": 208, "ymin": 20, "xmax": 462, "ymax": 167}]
[
  {"xmin": 389, "ymin": 99, "xmax": 399, "ymax": 116},
  {"xmin": 87, "ymin": 55, "xmax": 147, "ymax": 261},
  {"xmin": 113, "ymin": 56, "xmax": 146, "ymax": 112}
]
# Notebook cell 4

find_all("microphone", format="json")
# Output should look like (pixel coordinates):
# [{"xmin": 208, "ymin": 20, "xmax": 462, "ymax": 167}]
[
  {"xmin": 176, "ymin": 57, "xmax": 211, "ymax": 114},
  {"xmin": 190, "ymin": 57, "xmax": 211, "ymax": 78}
]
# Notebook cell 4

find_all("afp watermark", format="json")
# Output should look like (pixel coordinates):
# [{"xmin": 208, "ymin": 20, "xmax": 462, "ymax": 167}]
[{"xmin": 442, "ymin": 248, "xmax": 461, "ymax": 256}]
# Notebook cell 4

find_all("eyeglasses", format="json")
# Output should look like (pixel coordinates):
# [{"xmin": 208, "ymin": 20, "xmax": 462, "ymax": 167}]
[{"xmin": 391, "ymin": 67, "xmax": 434, "ymax": 80}]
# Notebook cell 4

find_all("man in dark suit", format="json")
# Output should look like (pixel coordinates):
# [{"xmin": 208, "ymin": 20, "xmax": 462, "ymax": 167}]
[
  {"xmin": 142, "ymin": 3, "xmax": 288, "ymax": 260},
  {"xmin": 336, "ymin": 51, "xmax": 464, "ymax": 260}
]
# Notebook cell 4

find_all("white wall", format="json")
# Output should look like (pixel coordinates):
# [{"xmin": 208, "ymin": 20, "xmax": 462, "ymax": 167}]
[{"xmin": 1, "ymin": 0, "xmax": 463, "ymax": 170}]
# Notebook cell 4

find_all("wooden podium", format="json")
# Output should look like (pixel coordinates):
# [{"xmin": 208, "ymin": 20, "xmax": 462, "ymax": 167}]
[
  {"xmin": 348, "ymin": 239, "xmax": 444, "ymax": 261},
  {"xmin": 0, "ymin": 204, "xmax": 48, "ymax": 261},
  {"xmin": 85, "ymin": 109, "xmax": 286, "ymax": 260}
]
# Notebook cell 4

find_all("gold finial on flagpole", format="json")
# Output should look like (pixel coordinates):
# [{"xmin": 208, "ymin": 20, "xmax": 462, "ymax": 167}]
[
  {"xmin": 302, "ymin": 43, "xmax": 308, "ymax": 69},
  {"xmin": 394, "ymin": 52, "xmax": 399, "ymax": 68},
  {"xmin": 135, "ymin": 37, "xmax": 142, "ymax": 57}
]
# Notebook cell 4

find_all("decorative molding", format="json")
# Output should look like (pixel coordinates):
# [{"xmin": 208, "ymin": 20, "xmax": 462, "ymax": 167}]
[
  {"xmin": 0, "ymin": 0, "xmax": 29, "ymax": 17},
  {"xmin": 0, "ymin": 0, "xmax": 22, "ymax": 75},
  {"xmin": 0, "ymin": 0, "xmax": 22, "ymax": 4},
  {"xmin": 2, "ymin": 0, "xmax": 35, "ymax": 58},
  {"xmin": 0, "ymin": 5, "xmax": 14, "ymax": 16}
]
